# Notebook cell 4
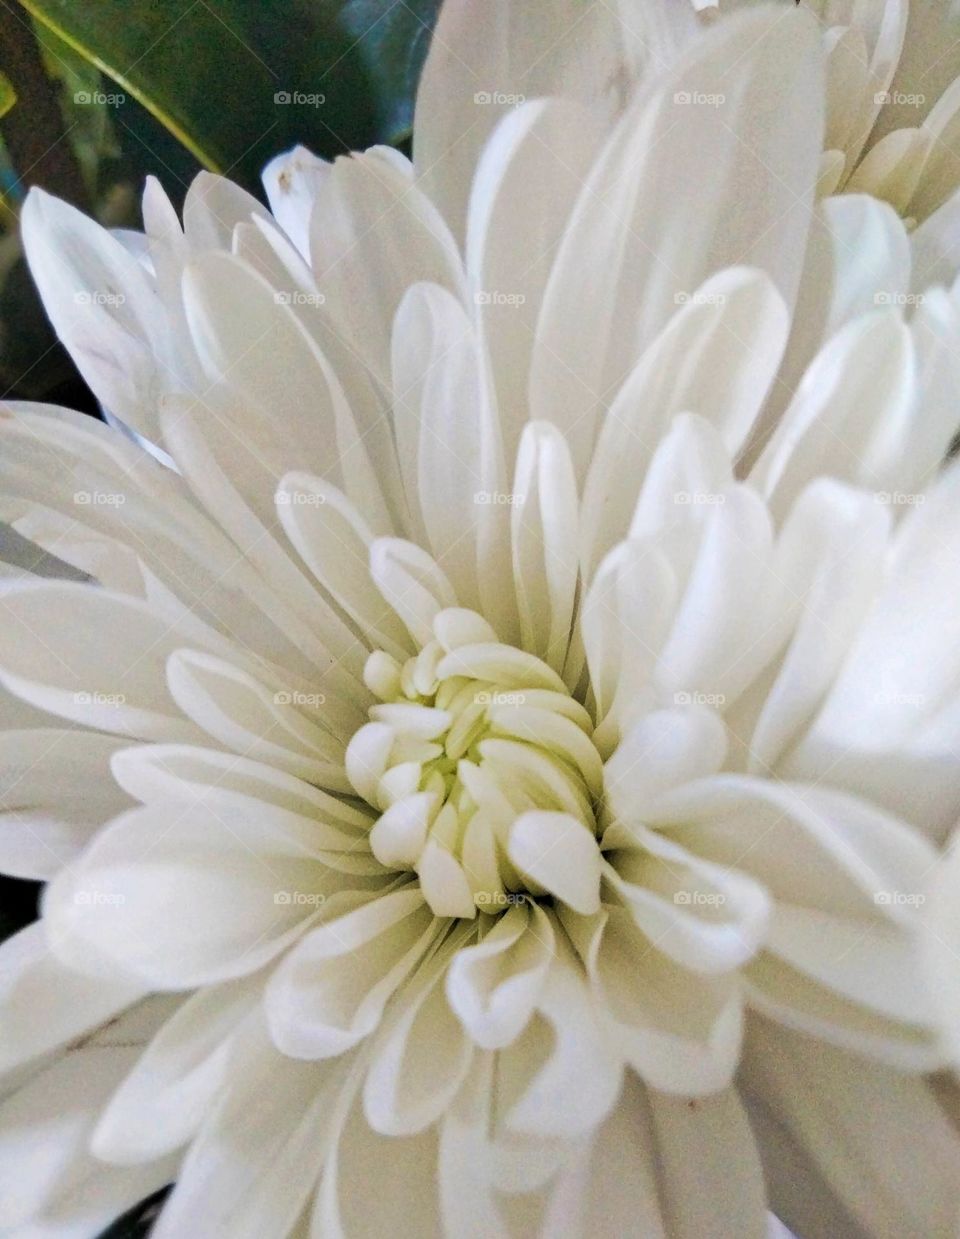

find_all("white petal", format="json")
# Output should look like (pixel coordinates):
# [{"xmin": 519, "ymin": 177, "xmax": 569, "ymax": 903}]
[
  {"xmin": 363, "ymin": 930, "xmax": 474, "ymax": 1135},
  {"xmin": 746, "ymin": 479, "xmax": 888, "ymax": 774},
  {"xmin": 0, "ymin": 1015, "xmax": 175, "ymax": 1234},
  {"xmin": 511, "ymin": 422, "xmax": 579, "ymax": 672},
  {"xmin": 275, "ymin": 473, "xmax": 411, "ymax": 659},
  {"xmin": 0, "ymin": 581, "xmax": 205, "ymax": 742},
  {"xmin": 266, "ymin": 888, "xmax": 437, "ymax": 1059},
  {"xmin": 154, "ymin": 1016, "xmax": 348, "ymax": 1239},
  {"xmin": 109, "ymin": 742, "xmax": 372, "ymax": 841},
  {"xmin": 0, "ymin": 729, "xmax": 133, "ymax": 879},
  {"xmin": 413, "ymin": 0, "xmax": 624, "ymax": 245},
  {"xmin": 501, "ymin": 939, "xmax": 622, "ymax": 1139},
  {"xmin": 182, "ymin": 171, "xmax": 271, "ymax": 250},
  {"xmin": 581, "ymin": 268, "xmax": 788, "ymax": 568},
  {"xmin": 312, "ymin": 1089, "xmax": 442, "ymax": 1239},
  {"xmin": 466, "ymin": 99, "xmax": 607, "ymax": 462},
  {"xmin": 392, "ymin": 282, "xmax": 510, "ymax": 625},
  {"xmin": 369, "ymin": 538, "xmax": 458, "ymax": 646},
  {"xmin": 604, "ymin": 706, "xmax": 728, "ymax": 825},
  {"xmin": 583, "ymin": 907, "xmax": 743, "ymax": 1096},
  {"xmin": 647, "ymin": 1085, "xmax": 767, "ymax": 1239},
  {"xmin": 741, "ymin": 1017, "xmax": 960, "ymax": 1239},
  {"xmin": 308, "ymin": 148, "xmax": 463, "ymax": 383},
  {"xmin": 181, "ymin": 249, "xmax": 391, "ymax": 533},
  {"xmin": 529, "ymin": 8, "xmax": 823, "ymax": 476},
  {"xmin": 92, "ymin": 973, "xmax": 263, "ymax": 1164},
  {"xmin": 0, "ymin": 922, "xmax": 142, "ymax": 1078},
  {"xmin": 925, "ymin": 829, "xmax": 960, "ymax": 1066},
  {"xmin": 580, "ymin": 539, "xmax": 675, "ymax": 749},
  {"xmin": 20, "ymin": 189, "xmax": 168, "ymax": 441},
  {"xmin": 508, "ymin": 812, "xmax": 601, "ymax": 915},
  {"xmin": 42, "ymin": 801, "xmax": 332, "ymax": 988},
  {"xmin": 166, "ymin": 648, "xmax": 353, "ymax": 790},
  {"xmin": 159, "ymin": 397, "xmax": 369, "ymax": 691},
  {"xmin": 787, "ymin": 462, "xmax": 960, "ymax": 836},
  {"xmin": 261, "ymin": 145, "xmax": 330, "ymax": 257},
  {"xmin": 445, "ymin": 900, "xmax": 554, "ymax": 1049},
  {"xmin": 604, "ymin": 827, "xmax": 771, "ymax": 974}
]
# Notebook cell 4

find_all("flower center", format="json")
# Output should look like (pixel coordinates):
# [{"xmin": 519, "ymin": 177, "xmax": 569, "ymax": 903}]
[{"xmin": 345, "ymin": 608, "xmax": 604, "ymax": 918}]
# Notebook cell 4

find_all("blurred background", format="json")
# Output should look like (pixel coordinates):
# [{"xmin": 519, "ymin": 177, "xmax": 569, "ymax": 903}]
[{"xmin": 0, "ymin": 0, "xmax": 441, "ymax": 410}]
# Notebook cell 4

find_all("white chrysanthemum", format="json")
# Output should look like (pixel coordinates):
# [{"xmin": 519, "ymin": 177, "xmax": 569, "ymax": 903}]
[
  {"xmin": 2, "ymin": 3, "xmax": 960, "ymax": 1237},
  {"xmin": 696, "ymin": 0, "xmax": 960, "ymax": 233}
]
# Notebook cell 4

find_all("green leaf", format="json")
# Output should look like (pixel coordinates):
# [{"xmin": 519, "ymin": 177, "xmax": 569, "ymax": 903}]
[
  {"xmin": 18, "ymin": 0, "xmax": 441, "ymax": 191},
  {"xmin": 95, "ymin": 1188, "xmax": 170, "ymax": 1238},
  {"xmin": 0, "ymin": 72, "xmax": 15, "ymax": 121}
]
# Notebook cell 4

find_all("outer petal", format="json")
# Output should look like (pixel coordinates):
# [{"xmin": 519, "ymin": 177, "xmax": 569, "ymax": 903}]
[
  {"xmin": 529, "ymin": 7, "xmax": 823, "ymax": 476},
  {"xmin": 0, "ymin": 729, "xmax": 134, "ymax": 879},
  {"xmin": 741, "ymin": 1017, "xmax": 960, "ymax": 1239}
]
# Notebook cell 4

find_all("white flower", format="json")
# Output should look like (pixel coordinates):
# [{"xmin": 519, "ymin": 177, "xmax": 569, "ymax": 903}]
[
  {"xmin": 1, "ymin": 3, "xmax": 960, "ymax": 1236},
  {"xmin": 923, "ymin": 829, "xmax": 960, "ymax": 1068},
  {"xmin": 693, "ymin": 0, "xmax": 960, "ymax": 234}
]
